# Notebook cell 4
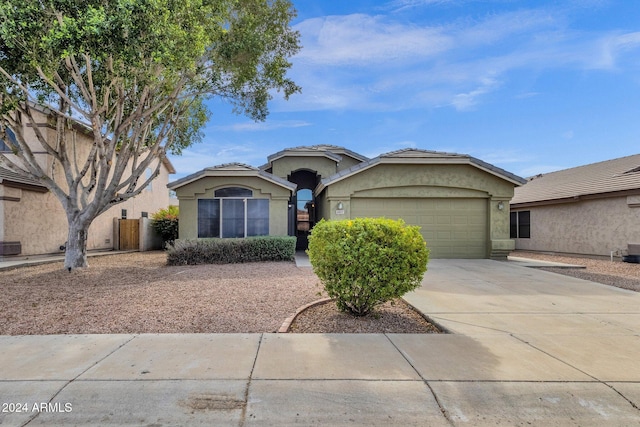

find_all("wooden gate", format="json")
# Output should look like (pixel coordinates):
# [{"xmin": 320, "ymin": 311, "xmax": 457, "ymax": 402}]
[{"xmin": 119, "ymin": 219, "xmax": 139, "ymax": 250}]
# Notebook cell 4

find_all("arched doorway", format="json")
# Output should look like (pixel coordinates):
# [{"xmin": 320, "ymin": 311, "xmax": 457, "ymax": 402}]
[{"xmin": 287, "ymin": 170, "xmax": 319, "ymax": 249}]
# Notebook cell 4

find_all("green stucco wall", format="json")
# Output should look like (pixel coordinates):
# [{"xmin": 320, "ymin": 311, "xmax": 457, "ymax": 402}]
[
  {"xmin": 175, "ymin": 176, "xmax": 292, "ymax": 239},
  {"xmin": 319, "ymin": 163, "xmax": 517, "ymax": 259},
  {"xmin": 271, "ymin": 156, "xmax": 338, "ymax": 180}
]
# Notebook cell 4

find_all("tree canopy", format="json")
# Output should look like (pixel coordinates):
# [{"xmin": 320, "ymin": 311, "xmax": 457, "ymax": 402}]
[{"xmin": 0, "ymin": 0, "xmax": 300, "ymax": 269}]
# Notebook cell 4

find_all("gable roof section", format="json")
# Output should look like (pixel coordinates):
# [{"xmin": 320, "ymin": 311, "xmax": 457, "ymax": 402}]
[
  {"xmin": 511, "ymin": 154, "xmax": 640, "ymax": 207},
  {"xmin": 317, "ymin": 148, "xmax": 526, "ymax": 191},
  {"xmin": 260, "ymin": 145, "xmax": 368, "ymax": 170},
  {"xmin": 167, "ymin": 162, "xmax": 296, "ymax": 191},
  {"xmin": 0, "ymin": 167, "xmax": 48, "ymax": 192}
]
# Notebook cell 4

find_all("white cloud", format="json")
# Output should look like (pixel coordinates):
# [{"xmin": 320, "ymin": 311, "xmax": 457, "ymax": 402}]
[
  {"xmin": 212, "ymin": 120, "xmax": 312, "ymax": 132},
  {"xmin": 168, "ymin": 143, "xmax": 271, "ymax": 177},
  {"xmin": 284, "ymin": 6, "xmax": 640, "ymax": 114},
  {"xmin": 294, "ymin": 14, "xmax": 452, "ymax": 66},
  {"xmin": 383, "ymin": 0, "xmax": 455, "ymax": 12},
  {"xmin": 451, "ymin": 77, "xmax": 501, "ymax": 111},
  {"xmin": 562, "ymin": 130, "xmax": 574, "ymax": 139},
  {"xmin": 594, "ymin": 31, "xmax": 640, "ymax": 69}
]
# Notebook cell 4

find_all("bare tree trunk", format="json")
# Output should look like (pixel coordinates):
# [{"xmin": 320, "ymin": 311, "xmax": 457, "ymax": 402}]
[{"xmin": 64, "ymin": 219, "xmax": 89, "ymax": 270}]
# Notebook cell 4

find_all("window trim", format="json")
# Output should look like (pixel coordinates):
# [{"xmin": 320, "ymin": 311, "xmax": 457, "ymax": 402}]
[{"xmin": 198, "ymin": 187, "xmax": 269, "ymax": 238}]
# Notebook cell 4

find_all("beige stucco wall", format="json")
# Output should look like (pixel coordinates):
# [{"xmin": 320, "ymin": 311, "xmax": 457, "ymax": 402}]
[
  {"xmin": 2, "ymin": 186, "xmax": 68, "ymax": 255},
  {"xmin": 175, "ymin": 175, "xmax": 292, "ymax": 239},
  {"xmin": 318, "ymin": 163, "xmax": 517, "ymax": 258},
  {"xmin": 513, "ymin": 196, "xmax": 640, "ymax": 256},
  {"xmin": 1, "ymin": 163, "xmax": 170, "ymax": 256},
  {"xmin": 86, "ymin": 161, "xmax": 172, "ymax": 251},
  {"xmin": 1, "ymin": 110, "xmax": 172, "ymax": 256}
]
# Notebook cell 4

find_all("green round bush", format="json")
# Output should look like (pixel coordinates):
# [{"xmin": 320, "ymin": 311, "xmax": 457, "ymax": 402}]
[
  {"xmin": 151, "ymin": 206, "xmax": 179, "ymax": 248},
  {"xmin": 307, "ymin": 217, "xmax": 429, "ymax": 316}
]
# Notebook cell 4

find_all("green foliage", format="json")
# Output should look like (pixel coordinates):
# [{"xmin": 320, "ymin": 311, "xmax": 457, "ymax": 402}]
[
  {"xmin": 0, "ymin": 0, "xmax": 300, "ymax": 270},
  {"xmin": 151, "ymin": 206, "xmax": 179, "ymax": 248},
  {"xmin": 307, "ymin": 218, "xmax": 429, "ymax": 317},
  {"xmin": 167, "ymin": 236, "xmax": 296, "ymax": 265}
]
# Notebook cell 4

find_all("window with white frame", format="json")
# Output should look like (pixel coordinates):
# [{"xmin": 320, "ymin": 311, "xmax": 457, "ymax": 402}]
[{"xmin": 198, "ymin": 187, "xmax": 269, "ymax": 238}]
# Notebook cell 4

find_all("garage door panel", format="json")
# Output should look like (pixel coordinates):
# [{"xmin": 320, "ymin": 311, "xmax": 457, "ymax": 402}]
[
  {"xmin": 351, "ymin": 197, "xmax": 487, "ymax": 258},
  {"xmin": 437, "ymin": 216, "xmax": 451, "ymax": 225}
]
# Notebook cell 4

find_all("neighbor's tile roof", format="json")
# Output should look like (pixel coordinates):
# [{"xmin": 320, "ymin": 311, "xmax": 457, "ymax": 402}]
[
  {"xmin": 0, "ymin": 167, "xmax": 46, "ymax": 188},
  {"xmin": 511, "ymin": 154, "xmax": 640, "ymax": 206}
]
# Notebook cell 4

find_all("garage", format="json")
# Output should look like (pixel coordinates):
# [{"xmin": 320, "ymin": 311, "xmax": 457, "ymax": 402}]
[{"xmin": 351, "ymin": 197, "xmax": 488, "ymax": 258}]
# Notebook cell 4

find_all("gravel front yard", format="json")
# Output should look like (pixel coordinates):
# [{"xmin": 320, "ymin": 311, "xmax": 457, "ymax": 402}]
[
  {"xmin": 2, "ymin": 250, "xmax": 637, "ymax": 335},
  {"xmin": 0, "ymin": 252, "xmax": 322, "ymax": 335},
  {"xmin": 0, "ymin": 251, "xmax": 437, "ymax": 335},
  {"xmin": 511, "ymin": 251, "xmax": 640, "ymax": 292}
]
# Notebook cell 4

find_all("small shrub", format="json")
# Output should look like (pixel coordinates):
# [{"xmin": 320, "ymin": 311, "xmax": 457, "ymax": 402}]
[
  {"xmin": 166, "ymin": 236, "xmax": 296, "ymax": 265},
  {"xmin": 151, "ymin": 206, "xmax": 179, "ymax": 248},
  {"xmin": 307, "ymin": 218, "xmax": 429, "ymax": 316}
]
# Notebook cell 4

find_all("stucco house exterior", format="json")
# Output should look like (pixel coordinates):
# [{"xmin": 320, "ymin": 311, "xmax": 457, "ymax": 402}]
[
  {"xmin": 169, "ymin": 145, "xmax": 526, "ymax": 259},
  {"xmin": 510, "ymin": 154, "xmax": 640, "ymax": 257},
  {"xmin": 0, "ymin": 108, "xmax": 175, "ymax": 257}
]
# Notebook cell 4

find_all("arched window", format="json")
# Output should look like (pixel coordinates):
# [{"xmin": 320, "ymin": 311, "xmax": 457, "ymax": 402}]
[
  {"xmin": 214, "ymin": 187, "xmax": 252, "ymax": 198},
  {"xmin": 198, "ymin": 187, "xmax": 268, "ymax": 238}
]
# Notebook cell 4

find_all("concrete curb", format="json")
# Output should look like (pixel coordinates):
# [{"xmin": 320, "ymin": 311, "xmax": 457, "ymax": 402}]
[
  {"xmin": 0, "ymin": 250, "xmax": 141, "ymax": 271},
  {"xmin": 278, "ymin": 297, "xmax": 333, "ymax": 333}
]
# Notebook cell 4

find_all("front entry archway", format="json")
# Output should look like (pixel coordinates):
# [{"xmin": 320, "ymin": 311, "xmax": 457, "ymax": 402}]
[{"xmin": 288, "ymin": 169, "xmax": 319, "ymax": 250}]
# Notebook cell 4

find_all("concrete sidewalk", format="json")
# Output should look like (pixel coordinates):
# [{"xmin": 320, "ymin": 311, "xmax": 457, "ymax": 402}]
[{"xmin": 1, "ymin": 259, "xmax": 640, "ymax": 425}]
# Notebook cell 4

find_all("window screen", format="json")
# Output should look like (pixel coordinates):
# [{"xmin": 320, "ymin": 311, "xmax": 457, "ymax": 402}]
[{"xmin": 198, "ymin": 199, "xmax": 220, "ymax": 238}]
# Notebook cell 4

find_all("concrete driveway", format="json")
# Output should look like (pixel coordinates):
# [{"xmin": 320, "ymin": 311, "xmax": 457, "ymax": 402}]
[
  {"xmin": 404, "ymin": 259, "xmax": 640, "ymax": 425},
  {"xmin": 1, "ymin": 259, "xmax": 640, "ymax": 426}
]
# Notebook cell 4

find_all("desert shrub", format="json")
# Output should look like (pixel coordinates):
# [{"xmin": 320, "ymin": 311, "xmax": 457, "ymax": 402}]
[
  {"xmin": 166, "ymin": 236, "xmax": 296, "ymax": 265},
  {"xmin": 307, "ymin": 218, "xmax": 429, "ymax": 316},
  {"xmin": 151, "ymin": 206, "xmax": 179, "ymax": 248}
]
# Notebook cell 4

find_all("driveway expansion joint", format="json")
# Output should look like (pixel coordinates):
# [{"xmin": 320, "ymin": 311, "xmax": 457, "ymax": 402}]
[
  {"xmin": 239, "ymin": 333, "xmax": 263, "ymax": 427},
  {"xmin": 383, "ymin": 333, "xmax": 454, "ymax": 426},
  {"xmin": 19, "ymin": 334, "xmax": 137, "ymax": 427}
]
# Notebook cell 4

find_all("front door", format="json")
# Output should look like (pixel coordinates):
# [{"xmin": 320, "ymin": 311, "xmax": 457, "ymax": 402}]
[{"xmin": 295, "ymin": 189, "xmax": 315, "ymax": 250}]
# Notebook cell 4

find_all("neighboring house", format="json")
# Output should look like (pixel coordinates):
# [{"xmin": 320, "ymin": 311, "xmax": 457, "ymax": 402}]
[
  {"xmin": 169, "ymin": 145, "xmax": 526, "ymax": 259},
  {"xmin": 510, "ymin": 154, "xmax": 640, "ymax": 257},
  {"xmin": 0, "ymin": 108, "xmax": 175, "ymax": 257}
]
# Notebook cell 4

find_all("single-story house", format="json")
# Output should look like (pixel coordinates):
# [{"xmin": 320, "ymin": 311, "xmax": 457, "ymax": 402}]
[
  {"xmin": 510, "ymin": 154, "xmax": 640, "ymax": 257},
  {"xmin": 0, "ymin": 108, "xmax": 175, "ymax": 257},
  {"xmin": 169, "ymin": 145, "xmax": 526, "ymax": 259}
]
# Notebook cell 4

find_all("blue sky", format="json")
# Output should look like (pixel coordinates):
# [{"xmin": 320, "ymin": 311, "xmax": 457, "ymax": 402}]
[{"xmin": 168, "ymin": 0, "xmax": 640, "ymax": 180}]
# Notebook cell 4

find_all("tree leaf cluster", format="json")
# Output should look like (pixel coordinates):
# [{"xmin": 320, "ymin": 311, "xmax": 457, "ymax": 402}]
[{"xmin": 0, "ymin": 0, "xmax": 300, "ymax": 270}]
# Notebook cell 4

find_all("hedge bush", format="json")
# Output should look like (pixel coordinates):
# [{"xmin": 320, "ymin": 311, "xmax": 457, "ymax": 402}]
[
  {"xmin": 151, "ymin": 206, "xmax": 179, "ymax": 248},
  {"xmin": 307, "ymin": 218, "xmax": 429, "ymax": 316},
  {"xmin": 166, "ymin": 236, "xmax": 296, "ymax": 265}
]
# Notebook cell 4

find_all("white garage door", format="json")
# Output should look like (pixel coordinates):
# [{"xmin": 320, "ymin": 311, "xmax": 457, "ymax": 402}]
[{"xmin": 351, "ymin": 198, "xmax": 488, "ymax": 258}]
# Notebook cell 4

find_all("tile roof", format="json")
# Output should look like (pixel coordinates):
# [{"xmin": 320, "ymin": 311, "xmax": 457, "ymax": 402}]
[
  {"xmin": 167, "ymin": 162, "xmax": 296, "ymax": 190},
  {"xmin": 0, "ymin": 167, "xmax": 46, "ymax": 188},
  {"xmin": 319, "ymin": 148, "xmax": 526, "ymax": 189},
  {"xmin": 511, "ymin": 154, "xmax": 640, "ymax": 205},
  {"xmin": 261, "ymin": 145, "xmax": 369, "ymax": 170}
]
